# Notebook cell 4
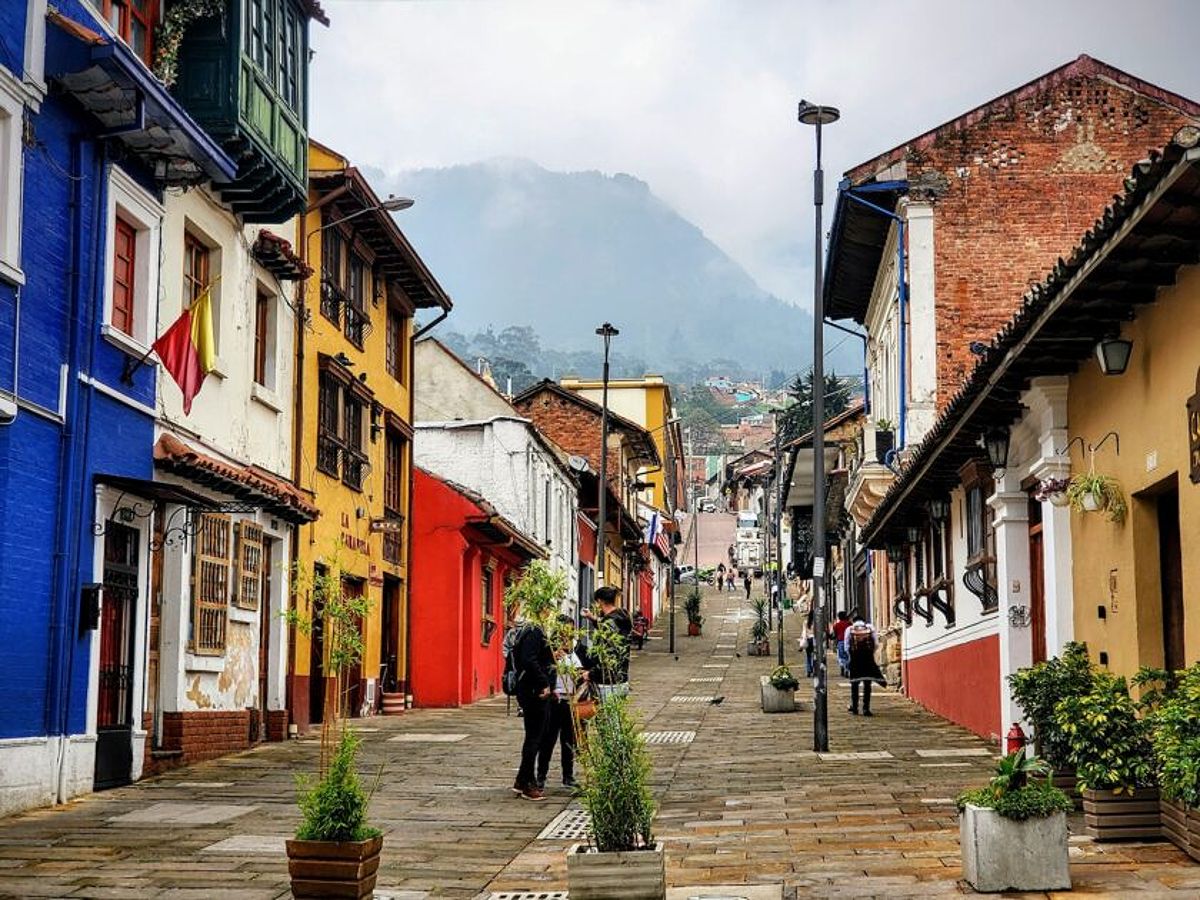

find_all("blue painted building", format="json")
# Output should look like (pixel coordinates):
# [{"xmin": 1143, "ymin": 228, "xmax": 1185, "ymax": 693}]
[{"xmin": 0, "ymin": 0, "xmax": 241, "ymax": 814}]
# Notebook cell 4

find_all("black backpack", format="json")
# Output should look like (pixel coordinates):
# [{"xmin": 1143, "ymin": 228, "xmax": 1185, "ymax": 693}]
[{"xmin": 501, "ymin": 624, "xmax": 529, "ymax": 696}]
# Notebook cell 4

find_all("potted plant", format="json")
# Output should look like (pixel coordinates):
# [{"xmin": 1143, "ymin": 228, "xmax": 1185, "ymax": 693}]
[
  {"xmin": 1055, "ymin": 671, "xmax": 1159, "ymax": 840},
  {"xmin": 747, "ymin": 598, "xmax": 770, "ymax": 656},
  {"xmin": 874, "ymin": 418, "xmax": 895, "ymax": 464},
  {"xmin": 568, "ymin": 695, "xmax": 664, "ymax": 899},
  {"xmin": 1066, "ymin": 472, "xmax": 1127, "ymax": 524},
  {"xmin": 1033, "ymin": 476, "xmax": 1071, "ymax": 507},
  {"xmin": 761, "ymin": 665, "xmax": 799, "ymax": 713},
  {"xmin": 285, "ymin": 551, "xmax": 383, "ymax": 898},
  {"xmin": 1009, "ymin": 641, "xmax": 1095, "ymax": 805},
  {"xmin": 957, "ymin": 749, "xmax": 1073, "ymax": 892},
  {"xmin": 1148, "ymin": 662, "xmax": 1200, "ymax": 861},
  {"xmin": 684, "ymin": 590, "xmax": 703, "ymax": 637}
]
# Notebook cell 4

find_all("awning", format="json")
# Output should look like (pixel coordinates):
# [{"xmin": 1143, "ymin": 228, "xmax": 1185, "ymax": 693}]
[
  {"xmin": 54, "ymin": 36, "xmax": 237, "ymax": 186},
  {"xmin": 464, "ymin": 515, "xmax": 548, "ymax": 561},
  {"xmin": 785, "ymin": 446, "xmax": 841, "ymax": 509}
]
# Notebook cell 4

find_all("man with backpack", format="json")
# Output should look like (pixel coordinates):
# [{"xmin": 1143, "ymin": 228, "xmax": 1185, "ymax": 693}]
[
  {"xmin": 582, "ymin": 585, "xmax": 632, "ymax": 700},
  {"xmin": 843, "ymin": 610, "xmax": 887, "ymax": 716},
  {"xmin": 503, "ymin": 617, "xmax": 556, "ymax": 800}
]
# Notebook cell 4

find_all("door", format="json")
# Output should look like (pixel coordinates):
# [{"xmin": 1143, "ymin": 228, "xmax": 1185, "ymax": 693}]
[
  {"xmin": 343, "ymin": 577, "xmax": 365, "ymax": 718},
  {"xmin": 1028, "ymin": 500, "xmax": 1046, "ymax": 665},
  {"xmin": 257, "ymin": 536, "xmax": 275, "ymax": 741},
  {"xmin": 1158, "ymin": 486, "xmax": 1185, "ymax": 673},
  {"xmin": 309, "ymin": 563, "xmax": 327, "ymax": 726},
  {"xmin": 94, "ymin": 521, "xmax": 139, "ymax": 790},
  {"xmin": 381, "ymin": 576, "xmax": 399, "ymax": 695}
]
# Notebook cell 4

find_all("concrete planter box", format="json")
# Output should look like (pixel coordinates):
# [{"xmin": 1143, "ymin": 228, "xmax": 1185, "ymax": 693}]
[
  {"xmin": 760, "ymin": 676, "xmax": 796, "ymax": 713},
  {"xmin": 1159, "ymin": 797, "xmax": 1200, "ymax": 862},
  {"xmin": 1081, "ymin": 786, "xmax": 1161, "ymax": 841},
  {"xmin": 960, "ymin": 804, "xmax": 1069, "ymax": 893},
  {"xmin": 566, "ymin": 842, "xmax": 666, "ymax": 900},
  {"xmin": 746, "ymin": 640, "xmax": 770, "ymax": 657},
  {"xmin": 286, "ymin": 834, "xmax": 382, "ymax": 899}
]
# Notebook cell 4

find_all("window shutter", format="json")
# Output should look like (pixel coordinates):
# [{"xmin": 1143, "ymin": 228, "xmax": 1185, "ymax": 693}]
[
  {"xmin": 191, "ymin": 513, "xmax": 231, "ymax": 654},
  {"xmin": 233, "ymin": 521, "xmax": 265, "ymax": 611}
]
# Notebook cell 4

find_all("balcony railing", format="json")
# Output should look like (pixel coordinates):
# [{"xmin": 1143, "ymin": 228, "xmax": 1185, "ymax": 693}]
[
  {"xmin": 342, "ymin": 450, "xmax": 368, "ymax": 491},
  {"xmin": 343, "ymin": 302, "xmax": 370, "ymax": 349}
]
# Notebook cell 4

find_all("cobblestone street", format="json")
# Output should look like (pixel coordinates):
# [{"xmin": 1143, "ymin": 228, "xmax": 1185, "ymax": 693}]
[{"xmin": 1, "ymin": 586, "xmax": 1198, "ymax": 899}]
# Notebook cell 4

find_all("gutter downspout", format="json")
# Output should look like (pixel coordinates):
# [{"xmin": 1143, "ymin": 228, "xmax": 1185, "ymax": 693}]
[
  {"xmin": 413, "ymin": 307, "xmax": 449, "ymax": 341},
  {"xmin": 843, "ymin": 189, "xmax": 908, "ymax": 448},
  {"xmin": 825, "ymin": 318, "xmax": 870, "ymax": 416}
]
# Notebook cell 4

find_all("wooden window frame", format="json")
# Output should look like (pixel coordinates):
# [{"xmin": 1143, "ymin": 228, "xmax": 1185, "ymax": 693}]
[
  {"xmin": 111, "ymin": 215, "xmax": 137, "ymax": 337},
  {"xmin": 191, "ymin": 513, "xmax": 232, "ymax": 655},
  {"xmin": 254, "ymin": 288, "xmax": 272, "ymax": 387},
  {"xmin": 320, "ymin": 226, "xmax": 344, "ymax": 326},
  {"xmin": 481, "ymin": 563, "xmax": 496, "ymax": 646},
  {"xmin": 316, "ymin": 371, "xmax": 341, "ymax": 477},
  {"xmin": 960, "ymin": 459, "xmax": 999, "ymax": 613},
  {"xmin": 233, "ymin": 521, "xmax": 265, "ymax": 611},
  {"xmin": 183, "ymin": 231, "xmax": 211, "ymax": 308},
  {"xmin": 96, "ymin": 0, "xmax": 158, "ymax": 66},
  {"xmin": 343, "ymin": 252, "xmax": 368, "ymax": 349},
  {"xmin": 385, "ymin": 306, "xmax": 405, "ymax": 382}
]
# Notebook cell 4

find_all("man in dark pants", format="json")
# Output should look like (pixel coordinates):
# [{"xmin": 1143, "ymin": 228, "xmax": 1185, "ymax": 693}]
[
  {"xmin": 845, "ymin": 611, "xmax": 886, "ymax": 716},
  {"xmin": 511, "ymin": 620, "xmax": 555, "ymax": 800},
  {"xmin": 582, "ymin": 585, "xmax": 632, "ymax": 700},
  {"xmin": 743, "ymin": 573, "xmax": 752, "ymax": 600}
]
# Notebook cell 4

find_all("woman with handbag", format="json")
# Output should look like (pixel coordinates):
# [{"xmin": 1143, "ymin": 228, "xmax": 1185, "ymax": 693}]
[{"xmin": 537, "ymin": 617, "xmax": 588, "ymax": 790}]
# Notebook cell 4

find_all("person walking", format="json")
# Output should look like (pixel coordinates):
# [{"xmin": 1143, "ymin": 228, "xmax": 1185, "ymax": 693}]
[
  {"xmin": 802, "ymin": 611, "xmax": 816, "ymax": 678},
  {"xmin": 510, "ymin": 616, "xmax": 556, "ymax": 800},
  {"xmin": 743, "ymin": 572, "xmax": 752, "ymax": 601},
  {"xmin": 832, "ymin": 610, "xmax": 852, "ymax": 677},
  {"xmin": 582, "ymin": 586, "xmax": 632, "ymax": 700},
  {"xmin": 845, "ymin": 611, "xmax": 886, "ymax": 716},
  {"xmin": 537, "ymin": 616, "xmax": 585, "ymax": 790}
]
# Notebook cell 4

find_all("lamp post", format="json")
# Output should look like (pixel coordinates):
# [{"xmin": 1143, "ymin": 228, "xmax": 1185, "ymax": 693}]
[
  {"xmin": 770, "ymin": 407, "xmax": 788, "ymax": 666},
  {"xmin": 799, "ymin": 99, "xmax": 839, "ymax": 753},
  {"xmin": 595, "ymin": 323, "xmax": 619, "ymax": 587}
]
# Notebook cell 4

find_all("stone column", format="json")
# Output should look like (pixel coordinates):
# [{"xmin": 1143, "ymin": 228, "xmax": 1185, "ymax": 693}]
[{"xmin": 990, "ymin": 469, "xmax": 1032, "ymax": 741}]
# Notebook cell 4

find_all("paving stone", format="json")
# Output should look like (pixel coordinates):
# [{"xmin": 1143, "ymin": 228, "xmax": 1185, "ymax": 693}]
[
  {"xmin": 108, "ymin": 802, "xmax": 258, "ymax": 825},
  {"xmin": 388, "ymin": 732, "xmax": 470, "ymax": 742}
]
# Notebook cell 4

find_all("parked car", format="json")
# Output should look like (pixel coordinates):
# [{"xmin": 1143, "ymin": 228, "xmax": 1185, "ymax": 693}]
[
  {"xmin": 675, "ymin": 565, "xmax": 715, "ymax": 585},
  {"xmin": 698, "ymin": 499, "xmax": 717, "ymax": 513}
]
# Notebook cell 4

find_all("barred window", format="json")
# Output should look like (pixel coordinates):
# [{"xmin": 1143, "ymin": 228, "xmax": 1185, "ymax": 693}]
[
  {"xmin": 233, "ymin": 521, "xmax": 264, "ymax": 611},
  {"xmin": 317, "ymin": 372, "xmax": 341, "ymax": 477},
  {"xmin": 191, "ymin": 514, "xmax": 232, "ymax": 655}
]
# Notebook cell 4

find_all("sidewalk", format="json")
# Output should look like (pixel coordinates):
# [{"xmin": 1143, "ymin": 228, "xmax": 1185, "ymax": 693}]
[{"xmin": 0, "ymin": 586, "xmax": 1197, "ymax": 898}]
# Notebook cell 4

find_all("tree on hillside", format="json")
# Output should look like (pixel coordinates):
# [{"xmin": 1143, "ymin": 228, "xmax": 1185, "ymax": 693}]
[{"xmin": 777, "ymin": 368, "xmax": 854, "ymax": 444}]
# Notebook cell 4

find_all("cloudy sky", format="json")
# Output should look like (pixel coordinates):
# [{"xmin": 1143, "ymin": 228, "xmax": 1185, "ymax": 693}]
[{"xmin": 310, "ymin": 0, "xmax": 1200, "ymax": 309}]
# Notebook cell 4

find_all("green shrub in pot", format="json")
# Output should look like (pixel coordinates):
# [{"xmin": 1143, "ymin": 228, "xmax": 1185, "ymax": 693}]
[
  {"xmin": 576, "ymin": 694, "xmax": 655, "ymax": 852},
  {"xmin": 1009, "ymin": 641, "xmax": 1095, "ymax": 770},
  {"xmin": 1054, "ymin": 671, "xmax": 1155, "ymax": 794},
  {"xmin": 957, "ymin": 749, "xmax": 1073, "ymax": 821},
  {"xmin": 1148, "ymin": 662, "xmax": 1200, "ymax": 809}
]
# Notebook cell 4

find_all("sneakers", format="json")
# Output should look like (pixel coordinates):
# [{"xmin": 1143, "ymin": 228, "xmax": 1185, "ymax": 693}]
[
  {"xmin": 563, "ymin": 776, "xmax": 579, "ymax": 789},
  {"xmin": 535, "ymin": 777, "xmax": 546, "ymax": 791},
  {"xmin": 847, "ymin": 706, "xmax": 858, "ymax": 715},
  {"xmin": 862, "ymin": 709, "xmax": 874, "ymax": 717},
  {"xmin": 511, "ymin": 780, "xmax": 525, "ymax": 795},
  {"xmin": 520, "ymin": 785, "xmax": 546, "ymax": 801}
]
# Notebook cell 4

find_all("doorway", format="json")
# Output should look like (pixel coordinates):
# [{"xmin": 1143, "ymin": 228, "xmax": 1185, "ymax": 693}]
[
  {"xmin": 381, "ymin": 576, "xmax": 400, "ymax": 696},
  {"xmin": 1158, "ymin": 485, "xmax": 1184, "ymax": 673},
  {"xmin": 342, "ymin": 577, "xmax": 365, "ymax": 717},
  {"xmin": 308, "ymin": 563, "xmax": 327, "ymax": 726},
  {"xmin": 257, "ymin": 535, "xmax": 276, "ymax": 741},
  {"xmin": 95, "ymin": 521, "xmax": 139, "ymax": 790},
  {"xmin": 1028, "ymin": 500, "xmax": 1046, "ymax": 665}
]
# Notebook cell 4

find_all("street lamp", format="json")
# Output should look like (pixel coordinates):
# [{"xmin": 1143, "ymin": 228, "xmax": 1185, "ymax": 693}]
[
  {"xmin": 769, "ymin": 407, "xmax": 789, "ymax": 666},
  {"xmin": 595, "ymin": 323, "xmax": 619, "ymax": 589},
  {"xmin": 798, "ymin": 98, "xmax": 840, "ymax": 753}
]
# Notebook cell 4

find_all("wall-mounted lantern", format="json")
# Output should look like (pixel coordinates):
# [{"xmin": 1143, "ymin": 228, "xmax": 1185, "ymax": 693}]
[
  {"xmin": 885, "ymin": 542, "xmax": 906, "ymax": 563},
  {"xmin": 984, "ymin": 428, "xmax": 1010, "ymax": 471},
  {"xmin": 927, "ymin": 497, "xmax": 951, "ymax": 522},
  {"xmin": 1095, "ymin": 337, "xmax": 1133, "ymax": 376}
]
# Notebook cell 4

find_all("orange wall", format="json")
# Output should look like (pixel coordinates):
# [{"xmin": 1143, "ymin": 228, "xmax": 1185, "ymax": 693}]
[{"xmin": 904, "ymin": 634, "xmax": 1001, "ymax": 742}]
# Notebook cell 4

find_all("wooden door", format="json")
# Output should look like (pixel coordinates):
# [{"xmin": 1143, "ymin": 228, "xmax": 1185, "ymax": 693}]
[
  {"xmin": 1028, "ymin": 524, "xmax": 1046, "ymax": 665},
  {"xmin": 308, "ymin": 564, "xmax": 326, "ymax": 725},
  {"xmin": 95, "ymin": 522, "xmax": 139, "ymax": 790},
  {"xmin": 1158, "ymin": 487, "xmax": 1185, "ymax": 673},
  {"xmin": 257, "ymin": 536, "xmax": 275, "ymax": 741},
  {"xmin": 342, "ymin": 577, "xmax": 365, "ymax": 718}
]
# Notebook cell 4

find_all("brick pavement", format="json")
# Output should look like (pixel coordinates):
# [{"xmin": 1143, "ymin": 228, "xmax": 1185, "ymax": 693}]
[{"xmin": 0, "ymin": 586, "xmax": 1198, "ymax": 898}]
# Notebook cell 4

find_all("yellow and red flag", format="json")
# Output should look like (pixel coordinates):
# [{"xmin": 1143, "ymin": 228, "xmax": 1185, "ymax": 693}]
[{"xmin": 153, "ymin": 288, "xmax": 216, "ymax": 415}]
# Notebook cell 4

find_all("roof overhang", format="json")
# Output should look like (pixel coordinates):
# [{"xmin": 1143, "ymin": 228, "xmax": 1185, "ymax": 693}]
[
  {"xmin": 785, "ymin": 446, "xmax": 841, "ymax": 509},
  {"xmin": 824, "ymin": 180, "xmax": 908, "ymax": 323},
  {"xmin": 465, "ymin": 515, "xmax": 548, "ymax": 561}
]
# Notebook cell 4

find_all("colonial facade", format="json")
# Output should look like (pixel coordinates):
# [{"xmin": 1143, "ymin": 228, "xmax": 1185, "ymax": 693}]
[{"xmin": 290, "ymin": 143, "xmax": 452, "ymax": 730}]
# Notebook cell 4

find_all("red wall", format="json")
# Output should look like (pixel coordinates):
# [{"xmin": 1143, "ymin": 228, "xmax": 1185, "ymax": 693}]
[
  {"xmin": 638, "ymin": 571, "xmax": 653, "ymax": 624},
  {"xmin": 903, "ymin": 634, "xmax": 1000, "ymax": 742},
  {"xmin": 578, "ymin": 513, "xmax": 597, "ymax": 566}
]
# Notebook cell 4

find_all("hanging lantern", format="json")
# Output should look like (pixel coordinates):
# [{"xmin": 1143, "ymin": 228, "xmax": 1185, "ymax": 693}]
[
  {"xmin": 885, "ymin": 542, "xmax": 905, "ymax": 563},
  {"xmin": 1094, "ymin": 337, "xmax": 1133, "ymax": 376},
  {"xmin": 984, "ymin": 428, "xmax": 1010, "ymax": 471},
  {"xmin": 928, "ymin": 497, "xmax": 951, "ymax": 521},
  {"xmin": 905, "ymin": 525, "xmax": 923, "ymax": 544}
]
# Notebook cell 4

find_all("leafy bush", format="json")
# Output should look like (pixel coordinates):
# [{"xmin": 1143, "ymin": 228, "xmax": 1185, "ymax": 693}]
[
  {"xmin": 505, "ymin": 559, "xmax": 568, "ymax": 625},
  {"xmin": 295, "ymin": 728, "xmax": 381, "ymax": 842},
  {"xmin": 577, "ymin": 695, "xmax": 655, "ymax": 852},
  {"xmin": 956, "ymin": 748, "xmax": 1072, "ymax": 821},
  {"xmin": 750, "ymin": 598, "xmax": 769, "ymax": 643},
  {"xmin": 1148, "ymin": 663, "xmax": 1200, "ymax": 809},
  {"xmin": 684, "ymin": 591, "xmax": 703, "ymax": 627},
  {"xmin": 1008, "ymin": 642, "xmax": 1095, "ymax": 769},
  {"xmin": 1055, "ymin": 672, "xmax": 1155, "ymax": 793},
  {"xmin": 768, "ymin": 666, "xmax": 799, "ymax": 691}
]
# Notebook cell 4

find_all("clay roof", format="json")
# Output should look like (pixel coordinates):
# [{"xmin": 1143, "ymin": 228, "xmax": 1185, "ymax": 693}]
[
  {"xmin": 153, "ymin": 434, "xmax": 318, "ymax": 523},
  {"xmin": 416, "ymin": 467, "xmax": 547, "ymax": 560},
  {"xmin": 512, "ymin": 379, "xmax": 661, "ymax": 467}
]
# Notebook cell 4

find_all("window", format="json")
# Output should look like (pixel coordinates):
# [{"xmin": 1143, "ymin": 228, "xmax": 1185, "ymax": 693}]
[
  {"xmin": 384, "ymin": 428, "xmax": 404, "ymax": 515},
  {"xmin": 0, "ymin": 76, "xmax": 24, "ymax": 284},
  {"xmin": 191, "ymin": 513, "xmax": 232, "ymax": 655},
  {"xmin": 254, "ymin": 287, "xmax": 276, "ymax": 388},
  {"xmin": 385, "ymin": 307, "xmax": 405, "ymax": 382},
  {"xmin": 481, "ymin": 565, "xmax": 496, "ymax": 646},
  {"xmin": 111, "ymin": 217, "xmax": 137, "ymax": 336},
  {"xmin": 183, "ymin": 232, "xmax": 210, "ymax": 307},
  {"xmin": 316, "ymin": 362, "xmax": 371, "ymax": 490},
  {"xmin": 244, "ymin": 0, "xmax": 304, "ymax": 114},
  {"xmin": 316, "ymin": 372, "xmax": 340, "ymax": 476},
  {"xmin": 960, "ymin": 461, "xmax": 998, "ymax": 613},
  {"xmin": 277, "ymin": 6, "xmax": 300, "ymax": 110},
  {"xmin": 93, "ymin": 0, "xmax": 158, "ymax": 65},
  {"xmin": 342, "ymin": 395, "xmax": 365, "ymax": 489},
  {"xmin": 344, "ymin": 252, "xmax": 367, "ymax": 348},
  {"xmin": 320, "ymin": 227, "xmax": 343, "ymax": 325},
  {"xmin": 233, "ymin": 521, "xmax": 264, "ymax": 611},
  {"xmin": 544, "ymin": 477, "xmax": 552, "ymax": 546}
]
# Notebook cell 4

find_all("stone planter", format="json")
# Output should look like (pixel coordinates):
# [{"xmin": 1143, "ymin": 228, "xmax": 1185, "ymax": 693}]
[
  {"xmin": 760, "ymin": 676, "xmax": 796, "ymax": 713},
  {"xmin": 566, "ymin": 842, "xmax": 666, "ymax": 900},
  {"xmin": 1160, "ymin": 797, "xmax": 1200, "ymax": 862},
  {"xmin": 960, "ymin": 804, "xmax": 1069, "ymax": 893},
  {"xmin": 286, "ymin": 834, "xmax": 382, "ymax": 899},
  {"xmin": 1081, "ymin": 786, "xmax": 1161, "ymax": 841},
  {"xmin": 746, "ymin": 640, "xmax": 770, "ymax": 657}
]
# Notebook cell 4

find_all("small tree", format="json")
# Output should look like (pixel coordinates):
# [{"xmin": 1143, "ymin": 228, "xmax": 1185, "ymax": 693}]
[{"xmin": 505, "ymin": 559, "xmax": 568, "ymax": 627}]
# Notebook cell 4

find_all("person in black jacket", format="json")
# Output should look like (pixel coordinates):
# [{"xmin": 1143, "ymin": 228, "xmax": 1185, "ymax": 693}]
[
  {"xmin": 582, "ymin": 586, "xmax": 632, "ymax": 700},
  {"xmin": 511, "ymin": 620, "xmax": 556, "ymax": 801}
]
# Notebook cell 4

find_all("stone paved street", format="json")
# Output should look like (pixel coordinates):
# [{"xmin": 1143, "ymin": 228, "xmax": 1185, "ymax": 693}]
[{"xmin": 1, "ymin": 586, "xmax": 1198, "ymax": 899}]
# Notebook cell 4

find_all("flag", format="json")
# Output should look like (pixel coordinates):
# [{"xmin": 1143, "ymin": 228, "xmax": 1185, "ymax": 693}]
[
  {"xmin": 153, "ymin": 288, "xmax": 216, "ymax": 415},
  {"xmin": 646, "ymin": 512, "xmax": 671, "ymax": 559}
]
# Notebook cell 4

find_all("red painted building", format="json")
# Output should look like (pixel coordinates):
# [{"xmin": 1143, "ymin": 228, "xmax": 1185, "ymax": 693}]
[{"xmin": 409, "ymin": 469, "xmax": 546, "ymax": 708}]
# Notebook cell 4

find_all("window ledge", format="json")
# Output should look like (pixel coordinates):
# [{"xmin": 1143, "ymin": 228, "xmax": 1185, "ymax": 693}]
[
  {"xmin": 229, "ymin": 605, "xmax": 258, "ymax": 624},
  {"xmin": 185, "ymin": 652, "xmax": 224, "ymax": 672},
  {"xmin": 251, "ymin": 383, "xmax": 282, "ymax": 413},
  {"xmin": 0, "ymin": 259, "xmax": 25, "ymax": 287},
  {"xmin": 101, "ymin": 323, "xmax": 154, "ymax": 360},
  {"xmin": 208, "ymin": 356, "xmax": 228, "ymax": 381}
]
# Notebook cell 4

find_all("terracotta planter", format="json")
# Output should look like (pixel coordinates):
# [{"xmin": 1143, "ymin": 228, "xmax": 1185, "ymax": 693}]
[
  {"xmin": 1160, "ymin": 797, "xmax": 1200, "ymax": 862},
  {"xmin": 687, "ymin": 622, "xmax": 701, "ymax": 637},
  {"xmin": 1081, "ymin": 787, "xmax": 1161, "ymax": 841},
  {"xmin": 566, "ymin": 842, "xmax": 666, "ymax": 900},
  {"xmin": 286, "ymin": 835, "xmax": 383, "ymax": 899}
]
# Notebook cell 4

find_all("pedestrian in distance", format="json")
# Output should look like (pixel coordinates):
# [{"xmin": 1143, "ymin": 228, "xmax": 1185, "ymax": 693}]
[
  {"xmin": 802, "ymin": 610, "xmax": 816, "ymax": 678},
  {"xmin": 727, "ymin": 570, "xmax": 736, "ymax": 593},
  {"xmin": 582, "ymin": 585, "xmax": 632, "ymax": 701},
  {"xmin": 832, "ymin": 610, "xmax": 852, "ymax": 677},
  {"xmin": 508, "ymin": 615, "xmax": 557, "ymax": 801},
  {"xmin": 536, "ymin": 616, "xmax": 585, "ymax": 791},
  {"xmin": 743, "ymin": 573, "xmax": 752, "ymax": 601},
  {"xmin": 845, "ymin": 610, "xmax": 887, "ymax": 716}
]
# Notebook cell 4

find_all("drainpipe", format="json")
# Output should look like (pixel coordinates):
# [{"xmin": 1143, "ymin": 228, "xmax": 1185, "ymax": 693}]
[
  {"xmin": 843, "ymin": 190, "xmax": 908, "ymax": 448},
  {"xmin": 825, "ymin": 318, "xmax": 869, "ymax": 416},
  {"xmin": 413, "ymin": 307, "xmax": 449, "ymax": 340}
]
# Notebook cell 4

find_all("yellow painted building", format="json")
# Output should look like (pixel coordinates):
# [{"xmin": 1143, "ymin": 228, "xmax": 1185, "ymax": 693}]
[{"xmin": 289, "ymin": 142, "xmax": 452, "ymax": 729}]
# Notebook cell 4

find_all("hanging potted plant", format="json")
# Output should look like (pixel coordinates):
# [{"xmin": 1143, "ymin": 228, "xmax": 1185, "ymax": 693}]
[
  {"xmin": 761, "ymin": 665, "xmax": 799, "ymax": 714},
  {"xmin": 747, "ymin": 598, "xmax": 770, "ymax": 656},
  {"xmin": 285, "ymin": 549, "xmax": 383, "ymax": 898},
  {"xmin": 568, "ymin": 695, "xmax": 663, "ymax": 899},
  {"xmin": 683, "ymin": 590, "xmax": 703, "ymax": 637},
  {"xmin": 874, "ymin": 418, "xmax": 896, "ymax": 464},
  {"xmin": 957, "ymin": 748, "xmax": 1073, "ymax": 892},
  {"xmin": 1149, "ymin": 662, "xmax": 1200, "ymax": 861},
  {"xmin": 1066, "ymin": 472, "xmax": 1127, "ymax": 524},
  {"xmin": 1009, "ymin": 641, "xmax": 1095, "ymax": 806},
  {"xmin": 1033, "ymin": 476, "xmax": 1071, "ymax": 508},
  {"xmin": 1055, "ymin": 671, "xmax": 1159, "ymax": 840}
]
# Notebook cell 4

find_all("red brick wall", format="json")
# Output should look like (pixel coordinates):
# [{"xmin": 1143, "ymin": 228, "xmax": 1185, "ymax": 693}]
[
  {"xmin": 898, "ymin": 71, "xmax": 1198, "ymax": 404},
  {"xmin": 514, "ymin": 391, "xmax": 619, "ymax": 483},
  {"xmin": 160, "ymin": 711, "xmax": 252, "ymax": 765}
]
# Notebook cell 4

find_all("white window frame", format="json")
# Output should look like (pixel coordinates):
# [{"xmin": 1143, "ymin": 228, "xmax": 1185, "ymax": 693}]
[
  {"xmin": 101, "ymin": 166, "xmax": 163, "ymax": 356},
  {"xmin": 0, "ymin": 70, "xmax": 26, "ymax": 286}
]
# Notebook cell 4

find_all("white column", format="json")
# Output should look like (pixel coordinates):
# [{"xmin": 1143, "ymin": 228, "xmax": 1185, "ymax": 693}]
[
  {"xmin": 904, "ymin": 201, "xmax": 937, "ymax": 444},
  {"xmin": 990, "ymin": 470, "xmax": 1031, "ymax": 739}
]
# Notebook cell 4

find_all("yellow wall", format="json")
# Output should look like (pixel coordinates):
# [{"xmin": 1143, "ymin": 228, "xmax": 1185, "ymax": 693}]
[
  {"xmin": 292, "ymin": 142, "xmax": 414, "ymax": 698},
  {"xmin": 1068, "ymin": 263, "xmax": 1200, "ymax": 678}
]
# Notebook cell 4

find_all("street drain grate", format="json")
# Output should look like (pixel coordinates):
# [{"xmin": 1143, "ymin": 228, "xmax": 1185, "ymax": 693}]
[
  {"xmin": 670, "ymin": 695, "xmax": 718, "ymax": 703},
  {"xmin": 643, "ymin": 730, "xmax": 696, "ymax": 745},
  {"xmin": 537, "ymin": 805, "xmax": 591, "ymax": 841},
  {"xmin": 689, "ymin": 677, "xmax": 724, "ymax": 682},
  {"xmin": 488, "ymin": 893, "xmax": 570, "ymax": 900}
]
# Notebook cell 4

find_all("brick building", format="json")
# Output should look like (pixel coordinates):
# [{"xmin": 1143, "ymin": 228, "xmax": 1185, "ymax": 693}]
[{"xmin": 829, "ymin": 55, "xmax": 1200, "ymax": 740}]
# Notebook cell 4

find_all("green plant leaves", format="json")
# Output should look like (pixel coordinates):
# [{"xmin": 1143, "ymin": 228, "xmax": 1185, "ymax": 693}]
[
  {"xmin": 295, "ymin": 728, "xmax": 380, "ymax": 843},
  {"xmin": 576, "ymin": 696, "xmax": 655, "ymax": 852}
]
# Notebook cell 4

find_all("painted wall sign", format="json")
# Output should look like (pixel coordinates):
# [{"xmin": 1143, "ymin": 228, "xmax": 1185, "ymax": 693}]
[{"xmin": 1188, "ymin": 366, "xmax": 1200, "ymax": 484}]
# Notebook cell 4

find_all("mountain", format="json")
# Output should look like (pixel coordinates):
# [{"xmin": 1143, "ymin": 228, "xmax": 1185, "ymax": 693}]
[{"xmin": 368, "ymin": 158, "xmax": 834, "ymax": 379}]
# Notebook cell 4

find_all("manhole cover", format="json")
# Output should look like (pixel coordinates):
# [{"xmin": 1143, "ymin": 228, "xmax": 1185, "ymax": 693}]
[
  {"xmin": 537, "ymin": 804, "xmax": 591, "ymax": 841},
  {"xmin": 644, "ymin": 731, "xmax": 696, "ymax": 745}
]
